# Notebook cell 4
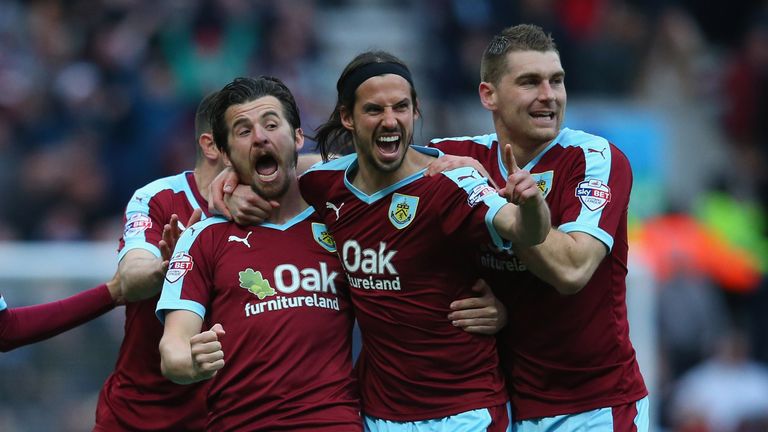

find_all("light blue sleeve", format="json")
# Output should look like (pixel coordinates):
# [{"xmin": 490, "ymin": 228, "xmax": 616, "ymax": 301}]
[
  {"xmin": 441, "ymin": 166, "xmax": 511, "ymax": 251},
  {"xmin": 155, "ymin": 218, "xmax": 226, "ymax": 323}
]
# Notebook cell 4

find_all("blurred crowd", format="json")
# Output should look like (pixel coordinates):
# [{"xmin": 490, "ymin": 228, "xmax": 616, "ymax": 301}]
[{"xmin": 1, "ymin": 0, "xmax": 768, "ymax": 431}]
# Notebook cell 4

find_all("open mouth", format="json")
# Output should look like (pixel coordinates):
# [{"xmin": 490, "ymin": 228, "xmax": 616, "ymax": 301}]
[
  {"xmin": 376, "ymin": 134, "xmax": 401, "ymax": 156},
  {"xmin": 255, "ymin": 154, "xmax": 279, "ymax": 180},
  {"xmin": 530, "ymin": 111, "xmax": 555, "ymax": 122},
  {"xmin": 530, "ymin": 111, "xmax": 555, "ymax": 126}
]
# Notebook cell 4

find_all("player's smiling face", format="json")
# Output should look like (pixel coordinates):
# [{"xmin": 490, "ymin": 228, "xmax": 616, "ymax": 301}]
[
  {"xmin": 487, "ymin": 50, "xmax": 566, "ymax": 149},
  {"xmin": 341, "ymin": 74, "xmax": 418, "ymax": 174},
  {"xmin": 224, "ymin": 95, "xmax": 304, "ymax": 200}
]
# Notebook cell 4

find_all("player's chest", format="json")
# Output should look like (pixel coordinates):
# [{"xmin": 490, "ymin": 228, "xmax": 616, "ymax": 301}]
[
  {"xmin": 322, "ymin": 188, "xmax": 446, "ymax": 252},
  {"xmin": 208, "ymin": 237, "xmax": 347, "ymax": 322},
  {"xmin": 212, "ymin": 227, "xmax": 339, "ymax": 293}
]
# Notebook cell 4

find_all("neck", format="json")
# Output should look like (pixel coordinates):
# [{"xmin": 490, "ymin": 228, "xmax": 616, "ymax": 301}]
[
  {"xmin": 264, "ymin": 179, "xmax": 308, "ymax": 225},
  {"xmin": 352, "ymin": 147, "xmax": 433, "ymax": 194},
  {"xmin": 193, "ymin": 160, "xmax": 222, "ymax": 204},
  {"xmin": 494, "ymin": 121, "xmax": 555, "ymax": 169}
]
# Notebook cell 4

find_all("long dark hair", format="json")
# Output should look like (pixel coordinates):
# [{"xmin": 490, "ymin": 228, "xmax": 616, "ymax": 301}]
[{"xmin": 313, "ymin": 51, "xmax": 420, "ymax": 161}]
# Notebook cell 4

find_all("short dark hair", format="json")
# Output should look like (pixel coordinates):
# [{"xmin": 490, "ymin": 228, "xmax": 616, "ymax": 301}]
[
  {"xmin": 194, "ymin": 91, "xmax": 217, "ymax": 161},
  {"xmin": 314, "ymin": 50, "xmax": 420, "ymax": 161},
  {"xmin": 195, "ymin": 91, "xmax": 217, "ymax": 138},
  {"xmin": 481, "ymin": 24, "xmax": 558, "ymax": 85},
  {"xmin": 210, "ymin": 76, "xmax": 301, "ymax": 154}
]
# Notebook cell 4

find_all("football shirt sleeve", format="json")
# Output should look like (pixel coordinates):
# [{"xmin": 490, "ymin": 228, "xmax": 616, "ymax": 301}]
[
  {"xmin": 156, "ymin": 220, "xmax": 217, "ymax": 323},
  {"xmin": 559, "ymin": 144, "xmax": 632, "ymax": 251},
  {"xmin": 438, "ymin": 166, "xmax": 511, "ymax": 250},
  {"xmin": 0, "ymin": 284, "xmax": 115, "ymax": 352},
  {"xmin": 119, "ymin": 188, "xmax": 171, "ymax": 261}
]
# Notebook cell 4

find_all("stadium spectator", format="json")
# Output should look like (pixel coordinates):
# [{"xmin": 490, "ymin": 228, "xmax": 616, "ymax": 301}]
[{"xmin": 670, "ymin": 329, "xmax": 768, "ymax": 432}]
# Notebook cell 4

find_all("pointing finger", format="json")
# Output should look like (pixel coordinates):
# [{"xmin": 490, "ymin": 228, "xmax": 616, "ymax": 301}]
[{"xmin": 503, "ymin": 144, "xmax": 520, "ymax": 174}]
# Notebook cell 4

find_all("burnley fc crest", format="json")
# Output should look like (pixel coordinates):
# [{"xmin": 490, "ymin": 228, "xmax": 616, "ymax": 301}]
[{"xmin": 389, "ymin": 193, "xmax": 419, "ymax": 230}]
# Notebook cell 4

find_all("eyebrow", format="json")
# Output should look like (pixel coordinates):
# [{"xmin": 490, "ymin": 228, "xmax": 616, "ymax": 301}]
[
  {"xmin": 231, "ymin": 117, "xmax": 253, "ymax": 130},
  {"xmin": 231, "ymin": 110, "xmax": 281, "ymax": 129},
  {"xmin": 515, "ymin": 70, "xmax": 565, "ymax": 82},
  {"xmin": 260, "ymin": 110, "xmax": 281, "ymax": 120},
  {"xmin": 361, "ymin": 98, "xmax": 410, "ymax": 109}
]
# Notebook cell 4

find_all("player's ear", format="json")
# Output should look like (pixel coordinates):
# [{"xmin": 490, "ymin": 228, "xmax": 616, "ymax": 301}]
[
  {"xmin": 340, "ymin": 107, "xmax": 354, "ymax": 131},
  {"xmin": 199, "ymin": 132, "xmax": 219, "ymax": 161},
  {"xmin": 294, "ymin": 128, "xmax": 305, "ymax": 152},
  {"xmin": 221, "ymin": 150, "xmax": 232, "ymax": 168},
  {"xmin": 479, "ymin": 81, "xmax": 497, "ymax": 111}
]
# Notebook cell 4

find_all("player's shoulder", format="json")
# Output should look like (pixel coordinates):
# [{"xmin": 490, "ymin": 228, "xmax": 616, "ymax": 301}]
[
  {"xmin": 134, "ymin": 171, "xmax": 190, "ymax": 196},
  {"xmin": 430, "ymin": 133, "xmax": 497, "ymax": 149},
  {"xmin": 558, "ymin": 128, "xmax": 610, "ymax": 150},
  {"xmin": 435, "ymin": 164, "xmax": 495, "ymax": 203},
  {"xmin": 558, "ymin": 128, "xmax": 629, "ymax": 164},
  {"xmin": 303, "ymin": 153, "xmax": 357, "ymax": 175},
  {"xmin": 178, "ymin": 216, "xmax": 230, "ymax": 244},
  {"xmin": 128, "ymin": 171, "xmax": 192, "ymax": 206}
]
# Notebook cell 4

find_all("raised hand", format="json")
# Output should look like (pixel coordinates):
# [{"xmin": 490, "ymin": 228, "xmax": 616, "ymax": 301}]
[
  {"xmin": 498, "ymin": 144, "xmax": 541, "ymax": 206},
  {"xmin": 158, "ymin": 209, "xmax": 202, "ymax": 265}
]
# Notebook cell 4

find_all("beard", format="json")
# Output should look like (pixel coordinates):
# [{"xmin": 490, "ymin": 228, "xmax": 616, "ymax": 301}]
[
  {"xmin": 246, "ymin": 149, "xmax": 298, "ymax": 201},
  {"xmin": 354, "ymin": 128, "xmax": 411, "ymax": 174},
  {"xmin": 251, "ymin": 174, "xmax": 291, "ymax": 200}
]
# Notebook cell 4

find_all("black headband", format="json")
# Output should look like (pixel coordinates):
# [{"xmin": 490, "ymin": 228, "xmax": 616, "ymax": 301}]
[{"xmin": 340, "ymin": 62, "xmax": 414, "ymax": 103}]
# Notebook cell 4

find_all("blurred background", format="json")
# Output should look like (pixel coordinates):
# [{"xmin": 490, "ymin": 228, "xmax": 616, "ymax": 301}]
[{"xmin": 1, "ymin": 0, "xmax": 768, "ymax": 430}]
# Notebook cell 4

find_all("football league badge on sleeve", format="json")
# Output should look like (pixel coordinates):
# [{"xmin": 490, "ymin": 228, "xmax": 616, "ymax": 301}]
[
  {"xmin": 389, "ymin": 193, "xmax": 419, "ymax": 230},
  {"xmin": 124, "ymin": 213, "xmax": 152, "ymax": 237},
  {"xmin": 312, "ymin": 222, "xmax": 337, "ymax": 253},
  {"xmin": 166, "ymin": 252, "xmax": 194, "ymax": 283},
  {"xmin": 575, "ymin": 179, "xmax": 611, "ymax": 211}
]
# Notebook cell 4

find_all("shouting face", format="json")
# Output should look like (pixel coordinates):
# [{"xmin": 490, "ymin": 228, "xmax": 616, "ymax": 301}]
[
  {"xmin": 341, "ymin": 73, "xmax": 418, "ymax": 175},
  {"xmin": 223, "ymin": 95, "xmax": 304, "ymax": 200}
]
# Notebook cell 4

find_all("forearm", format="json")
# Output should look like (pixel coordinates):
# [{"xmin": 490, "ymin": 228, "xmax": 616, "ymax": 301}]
[
  {"xmin": 119, "ymin": 252, "xmax": 165, "ymax": 302},
  {"xmin": 516, "ymin": 198, "xmax": 551, "ymax": 246},
  {"xmin": 515, "ymin": 229, "xmax": 606, "ymax": 294},
  {"xmin": 494, "ymin": 199, "xmax": 551, "ymax": 247},
  {"xmin": 0, "ymin": 284, "xmax": 115, "ymax": 352},
  {"xmin": 159, "ymin": 334, "xmax": 200, "ymax": 384},
  {"xmin": 159, "ymin": 310, "xmax": 207, "ymax": 384}
]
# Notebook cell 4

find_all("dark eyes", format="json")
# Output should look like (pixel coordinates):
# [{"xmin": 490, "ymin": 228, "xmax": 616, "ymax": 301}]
[
  {"xmin": 394, "ymin": 103, "xmax": 410, "ymax": 112},
  {"xmin": 520, "ymin": 77, "xmax": 564, "ymax": 86},
  {"xmin": 235, "ymin": 122, "xmax": 278, "ymax": 136},
  {"xmin": 365, "ymin": 104, "xmax": 409, "ymax": 114}
]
